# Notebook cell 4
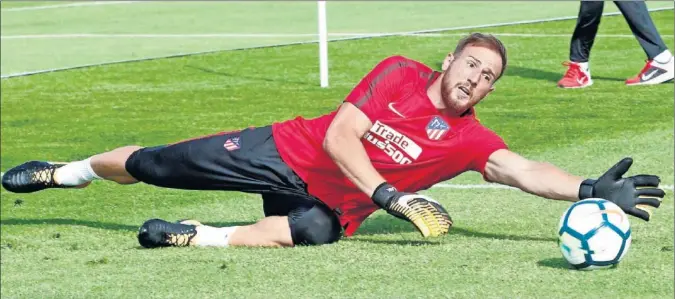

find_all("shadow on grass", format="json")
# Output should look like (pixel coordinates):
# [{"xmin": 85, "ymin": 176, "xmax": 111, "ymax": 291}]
[
  {"xmin": 2, "ymin": 216, "xmax": 556, "ymax": 245},
  {"xmin": 435, "ymin": 63, "xmax": 625, "ymax": 83},
  {"xmin": 0, "ymin": 218, "xmax": 253, "ymax": 232},
  {"xmin": 186, "ymin": 65, "xmax": 312, "ymax": 86},
  {"xmin": 344, "ymin": 238, "xmax": 441, "ymax": 246},
  {"xmin": 537, "ymin": 257, "xmax": 572, "ymax": 270},
  {"xmin": 537, "ymin": 257, "xmax": 622, "ymax": 271},
  {"xmin": 356, "ymin": 215, "xmax": 557, "ymax": 243},
  {"xmin": 507, "ymin": 65, "xmax": 624, "ymax": 83},
  {"xmin": 449, "ymin": 227, "xmax": 557, "ymax": 242},
  {"xmin": 507, "ymin": 65, "xmax": 561, "ymax": 83}
]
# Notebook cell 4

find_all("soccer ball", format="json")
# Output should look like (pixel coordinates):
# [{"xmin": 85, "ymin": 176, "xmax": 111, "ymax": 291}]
[{"xmin": 557, "ymin": 198, "xmax": 631, "ymax": 270}]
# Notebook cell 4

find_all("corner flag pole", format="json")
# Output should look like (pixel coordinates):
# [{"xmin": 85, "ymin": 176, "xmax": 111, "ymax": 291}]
[{"xmin": 318, "ymin": 0, "xmax": 329, "ymax": 88}]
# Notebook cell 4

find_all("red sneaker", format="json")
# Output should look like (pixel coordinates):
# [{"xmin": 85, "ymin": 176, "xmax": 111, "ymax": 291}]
[
  {"xmin": 557, "ymin": 61, "xmax": 593, "ymax": 88},
  {"xmin": 625, "ymin": 58, "xmax": 674, "ymax": 86}
]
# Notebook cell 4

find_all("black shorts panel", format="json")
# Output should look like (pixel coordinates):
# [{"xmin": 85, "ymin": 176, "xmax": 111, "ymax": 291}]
[
  {"xmin": 125, "ymin": 126, "xmax": 307, "ymax": 195},
  {"xmin": 262, "ymin": 193, "xmax": 316, "ymax": 217},
  {"xmin": 262, "ymin": 193, "xmax": 341, "ymax": 245}
]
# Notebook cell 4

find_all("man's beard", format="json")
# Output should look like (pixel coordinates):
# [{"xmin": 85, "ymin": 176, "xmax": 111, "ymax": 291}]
[
  {"xmin": 440, "ymin": 76, "xmax": 467, "ymax": 115},
  {"xmin": 440, "ymin": 75, "xmax": 453, "ymax": 108}
]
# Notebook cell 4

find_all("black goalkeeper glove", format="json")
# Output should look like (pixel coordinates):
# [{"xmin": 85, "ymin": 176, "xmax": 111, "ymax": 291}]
[
  {"xmin": 578, "ymin": 157, "xmax": 665, "ymax": 221},
  {"xmin": 371, "ymin": 182, "xmax": 453, "ymax": 237}
]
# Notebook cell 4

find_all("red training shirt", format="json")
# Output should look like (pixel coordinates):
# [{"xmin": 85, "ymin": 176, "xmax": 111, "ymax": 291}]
[{"xmin": 272, "ymin": 55, "xmax": 507, "ymax": 236}]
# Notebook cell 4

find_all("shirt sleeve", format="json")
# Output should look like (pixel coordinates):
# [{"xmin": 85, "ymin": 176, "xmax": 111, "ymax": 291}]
[
  {"xmin": 344, "ymin": 55, "xmax": 416, "ymax": 122},
  {"xmin": 466, "ymin": 125, "xmax": 508, "ymax": 179}
]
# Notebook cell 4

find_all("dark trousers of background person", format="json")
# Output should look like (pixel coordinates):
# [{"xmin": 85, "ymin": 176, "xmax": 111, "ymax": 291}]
[{"xmin": 569, "ymin": 1, "xmax": 668, "ymax": 63}]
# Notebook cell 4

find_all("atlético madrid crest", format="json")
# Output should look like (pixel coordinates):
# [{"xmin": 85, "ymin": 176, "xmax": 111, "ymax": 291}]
[
  {"xmin": 224, "ymin": 136, "xmax": 241, "ymax": 151},
  {"xmin": 426, "ymin": 116, "xmax": 450, "ymax": 140}
]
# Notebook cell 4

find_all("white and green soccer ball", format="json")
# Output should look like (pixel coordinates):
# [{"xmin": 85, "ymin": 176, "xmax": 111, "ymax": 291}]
[{"xmin": 557, "ymin": 198, "xmax": 631, "ymax": 270}]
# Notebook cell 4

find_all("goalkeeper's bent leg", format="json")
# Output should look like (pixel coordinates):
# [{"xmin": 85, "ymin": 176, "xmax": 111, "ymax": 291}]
[
  {"xmin": 88, "ymin": 145, "xmax": 142, "ymax": 184},
  {"xmin": 229, "ymin": 202, "xmax": 342, "ymax": 247},
  {"xmin": 228, "ymin": 216, "xmax": 293, "ymax": 247},
  {"xmin": 139, "ymin": 203, "xmax": 342, "ymax": 248},
  {"xmin": 139, "ymin": 217, "xmax": 293, "ymax": 248}
]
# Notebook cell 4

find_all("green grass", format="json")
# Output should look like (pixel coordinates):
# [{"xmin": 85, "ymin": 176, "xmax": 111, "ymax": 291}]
[
  {"xmin": 2, "ymin": 1, "xmax": 672, "ymax": 76},
  {"xmin": 1, "ymin": 9, "xmax": 674, "ymax": 299}
]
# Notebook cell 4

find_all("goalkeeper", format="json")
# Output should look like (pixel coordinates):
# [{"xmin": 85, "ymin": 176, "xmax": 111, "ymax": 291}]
[{"xmin": 2, "ymin": 33, "xmax": 664, "ymax": 248}]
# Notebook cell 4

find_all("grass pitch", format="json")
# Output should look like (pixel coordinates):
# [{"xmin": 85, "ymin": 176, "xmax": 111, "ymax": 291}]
[{"xmin": 1, "ymin": 7, "xmax": 673, "ymax": 299}]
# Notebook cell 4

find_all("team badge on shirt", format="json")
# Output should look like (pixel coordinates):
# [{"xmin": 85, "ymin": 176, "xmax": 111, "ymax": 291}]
[
  {"xmin": 224, "ymin": 136, "xmax": 241, "ymax": 151},
  {"xmin": 426, "ymin": 116, "xmax": 450, "ymax": 140}
]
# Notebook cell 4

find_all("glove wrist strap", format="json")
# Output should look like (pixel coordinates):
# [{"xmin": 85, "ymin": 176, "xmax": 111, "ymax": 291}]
[
  {"xmin": 578, "ymin": 179, "xmax": 596, "ymax": 199},
  {"xmin": 371, "ymin": 182, "xmax": 397, "ymax": 209}
]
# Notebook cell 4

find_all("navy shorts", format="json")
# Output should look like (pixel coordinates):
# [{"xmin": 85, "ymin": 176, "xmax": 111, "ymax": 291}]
[
  {"xmin": 125, "ymin": 126, "xmax": 341, "ymax": 243},
  {"xmin": 125, "ymin": 126, "xmax": 308, "ymax": 195}
]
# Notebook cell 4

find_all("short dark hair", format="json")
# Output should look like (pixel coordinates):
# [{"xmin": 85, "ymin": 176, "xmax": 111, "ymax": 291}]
[{"xmin": 453, "ymin": 33, "xmax": 507, "ymax": 81}]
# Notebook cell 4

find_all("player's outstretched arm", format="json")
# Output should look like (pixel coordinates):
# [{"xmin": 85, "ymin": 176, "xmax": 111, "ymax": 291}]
[
  {"xmin": 324, "ymin": 103, "xmax": 452, "ymax": 237},
  {"xmin": 484, "ymin": 149, "xmax": 583, "ymax": 200},
  {"xmin": 324, "ymin": 103, "xmax": 385, "ymax": 196},
  {"xmin": 484, "ymin": 149, "xmax": 665, "ymax": 221}
]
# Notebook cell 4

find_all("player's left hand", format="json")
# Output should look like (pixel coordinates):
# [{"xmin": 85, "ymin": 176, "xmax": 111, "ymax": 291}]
[
  {"xmin": 579, "ymin": 157, "xmax": 665, "ymax": 221},
  {"xmin": 371, "ymin": 182, "xmax": 453, "ymax": 237}
]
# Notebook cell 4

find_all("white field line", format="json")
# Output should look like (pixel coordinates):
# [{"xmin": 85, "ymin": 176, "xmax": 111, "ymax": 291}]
[
  {"xmin": 432, "ymin": 183, "xmax": 674, "ymax": 191},
  {"xmin": 3, "ymin": 33, "xmax": 674, "ymax": 39},
  {"xmin": 1, "ymin": 1, "xmax": 135, "ymax": 12},
  {"xmin": 2, "ymin": 6, "xmax": 672, "ymax": 79}
]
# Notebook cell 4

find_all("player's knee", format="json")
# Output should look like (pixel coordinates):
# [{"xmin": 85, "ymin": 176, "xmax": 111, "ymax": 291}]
[
  {"xmin": 91, "ymin": 145, "xmax": 144, "ymax": 183},
  {"xmin": 94, "ymin": 146, "xmax": 142, "ymax": 166},
  {"xmin": 115, "ymin": 145, "xmax": 144, "ymax": 164},
  {"xmin": 290, "ymin": 205, "xmax": 342, "ymax": 246}
]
